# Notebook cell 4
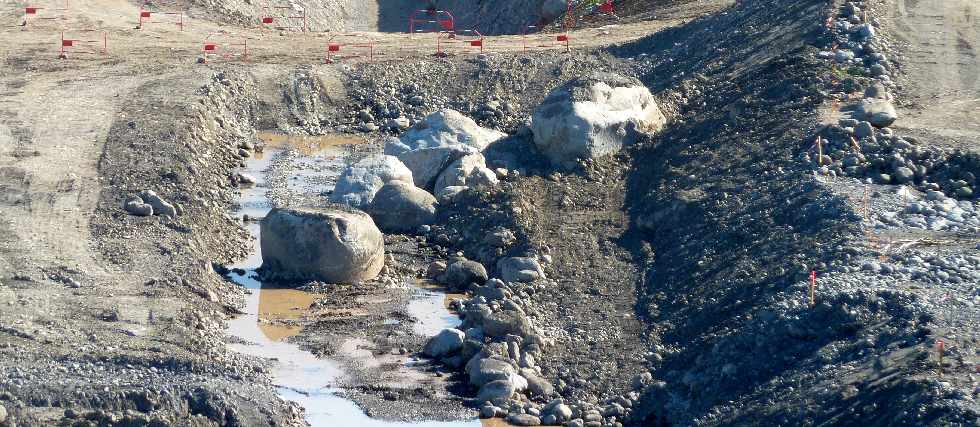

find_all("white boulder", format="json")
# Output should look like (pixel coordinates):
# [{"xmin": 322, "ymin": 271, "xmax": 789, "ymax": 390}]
[
  {"xmin": 330, "ymin": 155, "xmax": 413, "ymax": 208},
  {"xmin": 531, "ymin": 72, "xmax": 666, "ymax": 169},
  {"xmin": 392, "ymin": 144, "xmax": 477, "ymax": 190},
  {"xmin": 260, "ymin": 207, "xmax": 385, "ymax": 284},
  {"xmin": 385, "ymin": 109, "xmax": 506, "ymax": 155},
  {"xmin": 385, "ymin": 109, "xmax": 506, "ymax": 190}
]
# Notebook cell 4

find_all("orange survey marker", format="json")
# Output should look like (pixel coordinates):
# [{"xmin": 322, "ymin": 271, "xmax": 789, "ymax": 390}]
[
  {"xmin": 522, "ymin": 25, "xmax": 570, "ymax": 53},
  {"xmin": 138, "ymin": 1, "xmax": 184, "ymax": 31},
  {"xmin": 408, "ymin": 9, "xmax": 455, "ymax": 37},
  {"xmin": 935, "ymin": 340, "xmax": 945, "ymax": 376},
  {"xmin": 58, "ymin": 30, "xmax": 107, "ymax": 59},
  {"xmin": 324, "ymin": 35, "xmax": 374, "ymax": 63},
  {"xmin": 260, "ymin": 3, "xmax": 307, "ymax": 32},
  {"xmin": 22, "ymin": 0, "xmax": 69, "ymax": 29},
  {"xmin": 201, "ymin": 31, "xmax": 249, "ymax": 64}
]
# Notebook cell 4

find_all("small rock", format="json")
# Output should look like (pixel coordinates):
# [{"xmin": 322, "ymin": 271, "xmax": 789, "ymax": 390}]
[
  {"xmin": 480, "ymin": 406, "xmax": 497, "ymax": 418},
  {"xmin": 506, "ymin": 413, "xmax": 542, "ymax": 426},
  {"xmin": 854, "ymin": 121, "xmax": 874, "ymax": 139},
  {"xmin": 123, "ymin": 197, "xmax": 153, "ymax": 217},
  {"xmin": 525, "ymin": 374, "xmax": 554, "ymax": 396},
  {"xmin": 484, "ymin": 229, "xmax": 516, "ymax": 248},
  {"xmin": 477, "ymin": 379, "xmax": 517, "ymax": 404},
  {"xmin": 427, "ymin": 261, "xmax": 447, "ymax": 279},
  {"xmin": 139, "ymin": 190, "xmax": 177, "ymax": 217},
  {"xmin": 894, "ymin": 167, "xmax": 914, "ymax": 184}
]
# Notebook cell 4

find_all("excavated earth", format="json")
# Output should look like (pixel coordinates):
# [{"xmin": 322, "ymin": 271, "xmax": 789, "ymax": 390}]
[{"xmin": 0, "ymin": 0, "xmax": 978, "ymax": 426}]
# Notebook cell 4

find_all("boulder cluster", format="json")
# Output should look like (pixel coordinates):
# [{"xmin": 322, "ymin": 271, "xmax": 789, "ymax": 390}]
[
  {"xmin": 333, "ymin": 108, "xmax": 507, "ymax": 234},
  {"xmin": 423, "ymin": 254, "xmax": 579, "ymax": 426}
]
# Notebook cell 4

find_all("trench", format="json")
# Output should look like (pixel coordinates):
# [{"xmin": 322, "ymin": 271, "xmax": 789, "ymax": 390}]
[{"xmin": 222, "ymin": 133, "xmax": 480, "ymax": 426}]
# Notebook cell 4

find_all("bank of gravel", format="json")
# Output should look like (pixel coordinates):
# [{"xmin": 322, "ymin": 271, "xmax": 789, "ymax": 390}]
[{"xmin": 0, "ymin": 69, "xmax": 306, "ymax": 426}]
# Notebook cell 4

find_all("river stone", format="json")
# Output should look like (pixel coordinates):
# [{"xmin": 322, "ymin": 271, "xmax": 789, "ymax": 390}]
[
  {"xmin": 439, "ymin": 259, "xmax": 488, "ymax": 289},
  {"xmin": 424, "ymin": 328, "xmax": 465, "ymax": 358},
  {"xmin": 436, "ymin": 185, "xmax": 470, "ymax": 204},
  {"xmin": 367, "ymin": 181, "xmax": 437, "ymax": 233},
  {"xmin": 531, "ymin": 72, "xmax": 666, "ymax": 169},
  {"xmin": 859, "ymin": 98, "xmax": 898, "ymax": 127},
  {"xmin": 139, "ymin": 190, "xmax": 176, "ymax": 217},
  {"xmin": 330, "ymin": 155, "xmax": 413, "ymax": 208},
  {"xmin": 0, "ymin": 404, "xmax": 6, "ymax": 423},
  {"xmin": 482, "ymin": 310, "xmax": 533, "ymax": 338},
  {"xmin": 894, "ymin": 167, "xmax": 914, "ymax": 184},
  {"xmin": 525, "ymin": 374, "xmax": 554, "ymax": 397},
  {"xmin": 468, "ymin": 357, "xmax": 516, "ymax": 387},
  {"xmin": 551, "ymin": 403, "xmax": 572, "ymax": 422},
  {"xmin": 507, "ymin": 414, "xmax": 542, "ymax": 426},
  {"xmin": 433, "ymin": 153, "xmax": 499, "ymax": 194},
  {"xmin": 497, "ymin": 257, "xmax": 546, "ymax": 283},
  {"xmin": 854, "ymin": 121, "xmax": 874, "ymax": 139},
  {"xmin": 260, "ymin": 207, "xmax": 384, "ymax": 284},
  {"xmin": 123, "ymin": 197, "xmax": 153, "ymax": 216},
  {"xmin": 865, "ymin": 82, "xmax": 891, "ymax": 100},
  {"xmin": 477, "ymin": 380, "xmax": 517, "ymax": 404},
  {"xmin": 391, "ymin": 144, "xmax": 478, "ymax": 191}
]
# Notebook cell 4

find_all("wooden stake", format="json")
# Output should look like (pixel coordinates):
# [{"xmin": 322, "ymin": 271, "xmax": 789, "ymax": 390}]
[
  {"xmin": 816, "ymin": 137, "xmax": 824, "ymax": 166},
  {"xmin": 809, "ymin": 271, "xmax": 817, "ymax": 307},
  {"xmin": 936, "ymin": 340, "xmax": 945, "ymax": 377}
]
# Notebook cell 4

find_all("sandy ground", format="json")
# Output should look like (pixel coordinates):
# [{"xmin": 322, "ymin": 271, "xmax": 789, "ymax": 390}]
[{"xmin": 884, "ymin": 0, "xmax": 980, "ymax": 146}]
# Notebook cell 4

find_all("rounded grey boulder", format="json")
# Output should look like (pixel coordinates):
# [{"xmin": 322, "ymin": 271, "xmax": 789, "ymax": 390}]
[
  {"xmin": 477, "ymin": 379, "xmax": 517, "ymax": 405},
  {"xmin": 367, "ymin": 181, "xmax": 438, "ymax": 233},
  {"xmin": 439, "ymin": 259, "xmax": 488, "ymax": 289},
  {"xmin": 423, "ymin": 328, "xmax": 465, "ymax": 358},
  {"xmin": 260, "ymin": 207, "xmax": 385, "ymax": 284}
]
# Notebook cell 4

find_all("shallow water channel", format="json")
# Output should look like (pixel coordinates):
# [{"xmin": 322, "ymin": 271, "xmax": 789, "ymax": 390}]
[{"xmin": 223, "ymin": 134, "xmax": 482, "ymax": 426}]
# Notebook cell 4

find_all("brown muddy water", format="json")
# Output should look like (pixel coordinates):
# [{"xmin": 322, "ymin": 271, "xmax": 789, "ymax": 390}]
[{"xmin": 224, "ymin": 134, "xmax": 484, "ymax": 426}]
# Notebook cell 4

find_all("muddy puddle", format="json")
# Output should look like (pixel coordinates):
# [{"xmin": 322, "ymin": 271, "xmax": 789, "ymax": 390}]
[{"xmin": 225, "ymin": 133, "xmax": 481, "ymax": 426}]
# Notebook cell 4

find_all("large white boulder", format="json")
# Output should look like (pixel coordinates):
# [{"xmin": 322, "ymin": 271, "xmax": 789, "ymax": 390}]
[
  {"xmin": 330, "ymin": 156, "xmax": 413, "ymax": 209},
  {"xmin": 386, "ymin": 109, "xmax": 507, "ymax": 155},
  {"xmin": 385, "ymin": 109, "xmax": 506, "ymax": 190},
  {"xmin": 260, "ymin": 207, "xmax": 385, "ymax": 284},
  {"xmin": 392, "ymin": 144, "xmax": 477, "ymax": 190},
  {"xmin": 531, "ymin": 73, "xmax": 666, "ymax": 169},
  {"xmin": 367, "ymin": 181, "xmax": 438, "ymax": 233},
  {"xmin": 433, "ymin": 153, "xmax": 499, "ymax": 194}
]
